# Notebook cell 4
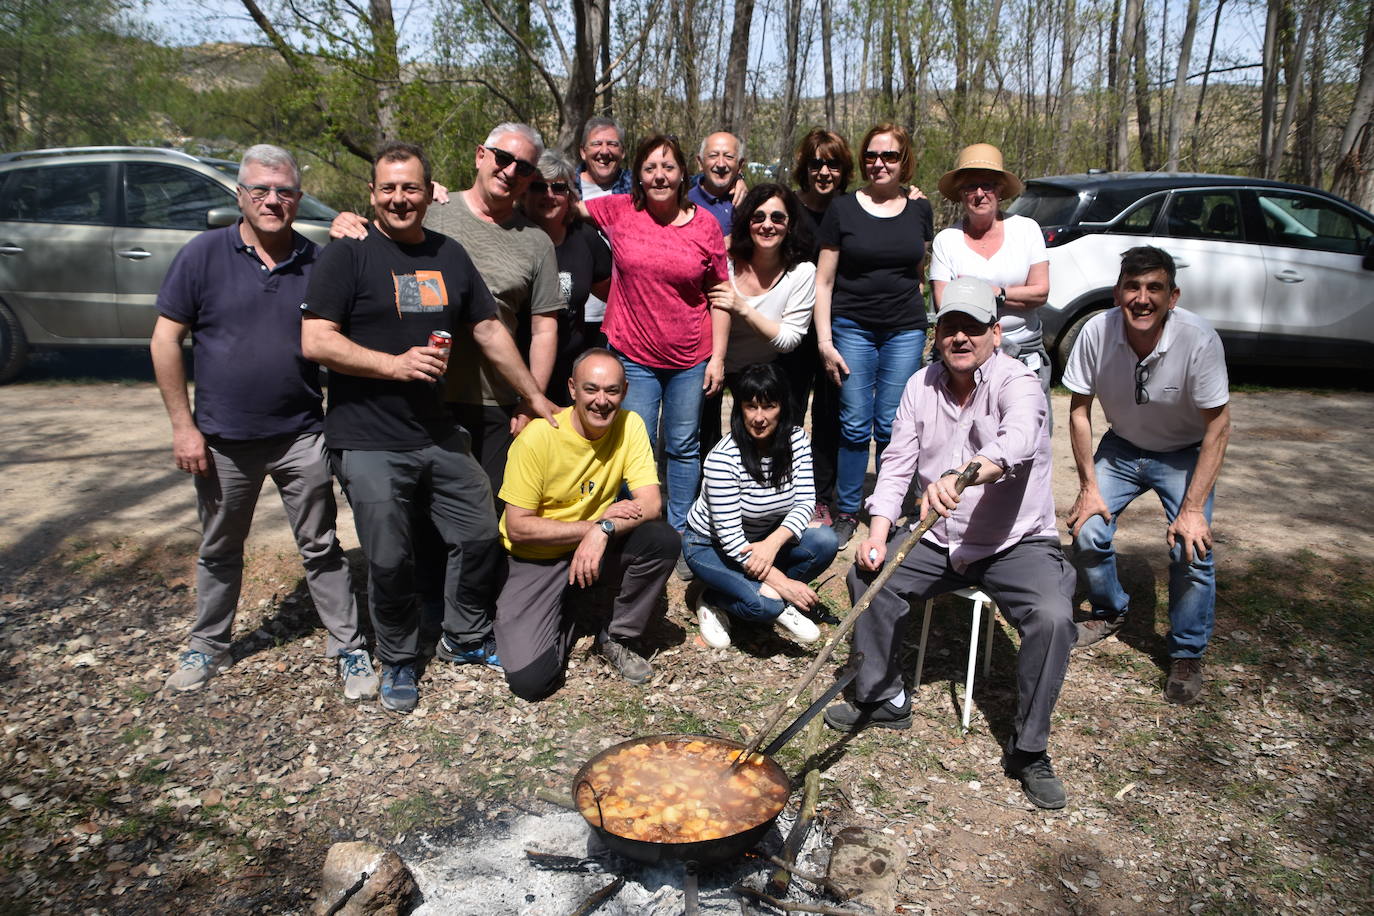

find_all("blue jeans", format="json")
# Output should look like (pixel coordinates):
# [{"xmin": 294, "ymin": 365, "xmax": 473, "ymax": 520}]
[
  {"xmin": 832, "ymin": 316, "xmax": 925, "ymax": 513},
  {"xmin": 614, "ymin": 350, "xmax": 707, "ymax": 531},
  {"xmin": 682, "ymin": 526, "xmax": 838, "ymax": 622},
  {"xmin": 1072, "ymin": 431, "xmax": 1216, "ymax": 658}
]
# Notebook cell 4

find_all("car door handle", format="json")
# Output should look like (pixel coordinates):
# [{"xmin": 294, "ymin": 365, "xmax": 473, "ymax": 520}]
[
  {"xmin": 117, "ymin": 248, "xmax": 153, "ymax": 260},
  {"xmin": 1273, "ymin": 269, "xmax": 1304, "ymax": 283},
  {"xmin": 0, "ymin": 243, "xmax": 22, "ymax": 255}
]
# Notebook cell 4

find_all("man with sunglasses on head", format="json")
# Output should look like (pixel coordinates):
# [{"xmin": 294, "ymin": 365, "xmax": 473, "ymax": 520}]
[
  {"xmin": 1063, "ymin": 245, "xmax": 1231, "ymax": 707},
  {"xmin": 823, "ymin": 277, "xmax": 1077, "ymax": 811},
  {"xmin": 153, "ymin": 144, "xmax": 375, "ymax": 700}
]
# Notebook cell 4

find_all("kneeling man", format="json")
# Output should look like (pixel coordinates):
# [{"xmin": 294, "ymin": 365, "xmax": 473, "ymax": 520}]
[
  {"xmin": 497, "ymin": 349, "xmax": 680, "ymax": 698},
  {"xmin": 824, "ymin": 278, "xmax": 1077, "ymax": 810}
]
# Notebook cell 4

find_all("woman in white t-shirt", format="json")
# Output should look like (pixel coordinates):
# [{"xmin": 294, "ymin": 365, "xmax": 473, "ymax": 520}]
[
  {"xmin": 931, "ymin": 143, "xmax": 1052, "ymax": 414},
  {"xmin": 700, "ymin": 183, "xmax": 817, "ymax": 452}
]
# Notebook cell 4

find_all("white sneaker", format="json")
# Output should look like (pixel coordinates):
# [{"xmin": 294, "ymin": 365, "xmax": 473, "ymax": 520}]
[
  {"xmin": 696, "ymin": 598, "xmax": 732, "ymax": 648},
  {"xmin": 338, "ymin": 648, "xmax": 380, "ymax": 700},
  {"xmin": 776, "ymin": 605, "xmax": 821, "ymax": 644}
]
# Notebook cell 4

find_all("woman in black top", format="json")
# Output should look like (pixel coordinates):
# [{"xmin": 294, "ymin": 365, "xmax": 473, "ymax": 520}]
[
  {"xmin": 777, "ymin": 128, "xmax": 855, "ymax": 529},
  {"xmin": 519, "ymin": 151, "xmax": 613, "ymax": 405},
  {"xmin": 813, "ymin": 122, "xmax": 934, "ymax": 548}
]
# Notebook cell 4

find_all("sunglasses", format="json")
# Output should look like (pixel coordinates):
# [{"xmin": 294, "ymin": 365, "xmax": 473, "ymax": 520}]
[
  {"xmin": 483, "ymin": 146, "xmax": 537, "ymax": 178},
  {"xmin": 862, "ymin": 150, "xmax": 901, "ymax": 164},
  {"xmin": 238, "ymin": 184, "xmax": 301, "ymax": 201},
  {"xmin": 1134, "ymin": 361, "xmax": 1151, "ymax": 405},
  {"xmin": 749, "ymin": 209, "xmax": 788, "ymax": 226},
  {"xmin": 528, "ymin": 180, "xmax": 570, "ymax": 196},
  {"xmin": 807, "ymin": 157, "xmax": 843, "ymax": 171},
  {"xmin": 961, "ymin": 181, "xmax": 1001, "ymax": 194}
]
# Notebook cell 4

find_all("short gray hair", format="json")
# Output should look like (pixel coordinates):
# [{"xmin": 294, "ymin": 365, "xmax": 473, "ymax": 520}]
[
  {"xmin": 239, "ymin": 144, "xmax": 300, "ymax": 186},
  {"xmin": 483, "ymin": 122, "xmax": 545, "ymax": 159},
  {"xmin": 537, "ymin": 151, "xmax": 578, "ymax": 189},
  {"xmin": 698, "ymin": 132, "xmax": 745, "ymax": 163},
  {"xmin": 581, "ymin": 116, "xmax": 624, "ymax": 147}
]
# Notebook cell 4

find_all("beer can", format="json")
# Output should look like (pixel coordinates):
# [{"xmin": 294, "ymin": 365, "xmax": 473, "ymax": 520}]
[{"xmin": 428, "ymin": 330, "xmax": 452, "ymax": 357}]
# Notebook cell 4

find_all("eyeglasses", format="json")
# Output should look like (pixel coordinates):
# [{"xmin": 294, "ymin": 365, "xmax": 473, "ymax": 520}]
[
  {"xmin": 749, "ymin": 209, "xmax": 788, "ymax": 226},
  {"xmin": 961, "ymin": 181, "xmax": 1001, "ymax": 195},
  {"xmin": 238, "ymin": 184, "xmax": 301, "ymax": 201},
  {"xmin": 528, "ymin": 180, "xmax": 571, "ymax": 196},
  {"xmin": 483, "ymin": 146, "xmax": 537, "ymax": 178},
  {"xmin": 862, "ymin": 150, "xmax": 901, "ymax": 164},
  {"xmin": 1134, "ymin": 361, "xmax": 1151, "ymax": 405},
  {"xmin": 807, "ymin": 157, "xmax": 843, "ymax": 171}
]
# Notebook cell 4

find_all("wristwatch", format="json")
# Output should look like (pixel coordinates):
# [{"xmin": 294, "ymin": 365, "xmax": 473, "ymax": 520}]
[{"xmin": 597, "ymin": 519, "xmax": 616, "ymax": 536}]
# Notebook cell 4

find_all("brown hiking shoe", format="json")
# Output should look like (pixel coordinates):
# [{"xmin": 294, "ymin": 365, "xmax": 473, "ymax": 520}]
[
  {"xmin": 1074, "ymin": 615, "xmax": 1124, "ymax": 649},
  {"xmin": 1165, "ymin": 657, "xmax": 1204, "ymax": 705}
]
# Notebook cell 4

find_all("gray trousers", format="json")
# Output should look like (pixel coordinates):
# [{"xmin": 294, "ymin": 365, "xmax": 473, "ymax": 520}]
[
  {"xmin": 848, "ymin": 533, "xmax": 1076, "ymax": 753},
  {"xmin": 494, "ymin": 520, "xmax": 680, "ymax": 700},
  {"xmin": 330, "ymin": 432, "xmax": 499, "ymax": 667},
  {"xmin": 191, "ymin": 432, "xmax": 362, "ymax": 658}
]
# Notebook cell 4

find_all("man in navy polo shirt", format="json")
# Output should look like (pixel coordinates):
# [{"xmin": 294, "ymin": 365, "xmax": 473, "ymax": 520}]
[
  {"xmin": 152, "ymin": 144, "xmax": 376, "ymax": 700},
  {"xmin": 688, "ymin": 131, "xmax": 745, "ymax": 235}
]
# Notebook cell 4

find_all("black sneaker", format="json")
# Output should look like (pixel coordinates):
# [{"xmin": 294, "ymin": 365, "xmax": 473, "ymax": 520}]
[
  {"xmin": 1165, "ymin": 657, "xmax": 1204, "ymax": 705},
  {"xmin": 833, "ymin": 513, "xmax": 860, "ymax": 550},
  {"xmin": 823, "ymin": 696, "xmax": 912, "ymax": 732},
  {"xmin": 436, "ymin": 634, "xmax": 503, "ymax": 671},
  {"xmin": 1074, "ymin": 614, "xmax": 1124, "ymax": 649},
  {"xmin": 1003, "ymin": 747, "xmax": 1067, "ymax": 809}
]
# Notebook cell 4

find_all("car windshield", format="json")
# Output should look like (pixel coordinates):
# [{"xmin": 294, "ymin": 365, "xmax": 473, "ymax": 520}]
[
  {"xmin": 1006, "ymin": 186, "xmax": 1080, "ymax": 226},
  {"xmin": 203, "ymin": 158, "xmax": 338, "ymax": 221}
]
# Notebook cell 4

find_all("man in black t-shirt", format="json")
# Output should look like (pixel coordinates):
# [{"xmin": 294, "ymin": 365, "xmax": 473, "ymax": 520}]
[{"xmin": 302, "ymin": 141, "xmax": 557, "ymax": 714}]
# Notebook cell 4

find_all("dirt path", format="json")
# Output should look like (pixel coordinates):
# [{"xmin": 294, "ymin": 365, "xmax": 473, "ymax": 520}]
[{"xmin": 4, "ymin": 383, "xmax": 1371, "ymax": 576}]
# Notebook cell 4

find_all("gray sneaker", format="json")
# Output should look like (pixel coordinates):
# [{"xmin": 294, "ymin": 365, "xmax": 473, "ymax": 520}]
[
  {"xmin": 164, "ymin": 649, "xmax": 221, "ymax": 692},
  {"xmin": 338, "ymin": 649, "xmax": 380, "ymax": 700},
  {"xmin": 600, "ymin": 637, "xmax": 653, "ymax": 685}
]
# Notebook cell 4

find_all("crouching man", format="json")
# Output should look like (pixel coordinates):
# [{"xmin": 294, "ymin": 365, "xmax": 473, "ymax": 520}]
[
  {"xmin": 823, "ymin": 278, "xmax": 1077, "ymax": 810},
  {"xmin": 497, "ymin": 349, "xmax": 680, "ymax": 698}
]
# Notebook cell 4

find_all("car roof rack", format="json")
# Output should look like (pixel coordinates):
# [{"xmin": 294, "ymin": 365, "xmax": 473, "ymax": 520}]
[{"xmin": 0, "ymin": 146, "xmax": 204, "ymax": 164}]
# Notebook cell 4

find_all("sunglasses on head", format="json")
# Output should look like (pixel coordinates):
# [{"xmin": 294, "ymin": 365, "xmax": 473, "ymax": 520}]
[
  {"xmin": 862, "ymin": 150, "xmax": 901, "ymax": 164},
  {"xmin": 483, "ymin": 145, "xmax": 537, "ymax": 178},
  {"xmin": 528, "ymin": 180, "xmax": 570, "ymax": 196},
  {"xmin": 749, "ymin": 209, "xmax": 788, "ymax": 226},
  {"xmin": 807, "ymin": 157, "xmax": 842, "ymax": 171}
]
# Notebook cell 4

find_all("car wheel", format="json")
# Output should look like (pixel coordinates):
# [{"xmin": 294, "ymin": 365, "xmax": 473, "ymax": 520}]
[
  {"xmin": 1054, "ymin": 306, "xmax": 1109, "ymax": 376},
  {"xmin": 0, "ymin": 301, "xmax": 28, "ymax": 384}
]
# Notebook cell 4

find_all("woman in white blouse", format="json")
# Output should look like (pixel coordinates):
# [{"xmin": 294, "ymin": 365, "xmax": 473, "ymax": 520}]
[
  {"xmin": 683, "ymin": 363, "xmax": 837, "ymax": 649},
  {"xmin": 700, "ymin": 183, "xmax": 817, "ymax": 452},
  {"xmin": 931, "ymin": 143, "xmax": 1052, "ymax": 413}
]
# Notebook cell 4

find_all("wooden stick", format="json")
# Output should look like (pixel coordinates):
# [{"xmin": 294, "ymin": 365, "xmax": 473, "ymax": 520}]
[
  {"xmin": 765, "ymin": 852, "xmax": 848, "ymax": 900},
  {"xmin": 731, "ymin": 883, "xmax": 868, "ymax": 915},
  {"xmin": 568, "ymin": 875, "xmax": 624, "ymax": 916},
  {"xmin": 768, "ymin": 681, "xmax": 824, "ymax": 896},
  {"xmin": 736, "ymin": 462, "xmax": 982, "ymax": 763}
]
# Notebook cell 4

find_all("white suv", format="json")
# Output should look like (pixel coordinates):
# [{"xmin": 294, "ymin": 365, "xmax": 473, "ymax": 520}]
[{"xmin": 1005, "ymin": 173, "xmax": 1374, "ymax": 371}]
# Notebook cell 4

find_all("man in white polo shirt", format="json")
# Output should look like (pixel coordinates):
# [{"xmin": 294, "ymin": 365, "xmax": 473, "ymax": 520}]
[{"xmin": 1063, "ymin": 245, "xmax": 1232, "ymax": 705}]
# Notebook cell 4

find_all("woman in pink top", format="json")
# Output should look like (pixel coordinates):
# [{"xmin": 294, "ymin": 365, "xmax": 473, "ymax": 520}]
[{"xmin": 579, "ymin": 134, "xmax": 730, "ymax": 539}]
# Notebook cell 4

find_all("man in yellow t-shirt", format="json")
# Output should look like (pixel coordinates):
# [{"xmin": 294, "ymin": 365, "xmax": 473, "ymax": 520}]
[{"xmin": 496, "ymin": 349, "xmax": 679, "ymax": 698}]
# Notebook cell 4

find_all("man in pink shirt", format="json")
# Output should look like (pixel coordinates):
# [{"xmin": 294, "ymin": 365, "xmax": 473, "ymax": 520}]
[{"xmin": 823, "ymin": 277, "xmax": 1077, "ymax": 810}]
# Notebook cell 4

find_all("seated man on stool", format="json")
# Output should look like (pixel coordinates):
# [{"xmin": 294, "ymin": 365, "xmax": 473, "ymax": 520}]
[
  {"xmin": 823, "ymin": 277, "xmax": 1077, "ymax": 810},
  {"xmin": 496, "ymin": 348, "xmax": 680, "ymax": 698}
]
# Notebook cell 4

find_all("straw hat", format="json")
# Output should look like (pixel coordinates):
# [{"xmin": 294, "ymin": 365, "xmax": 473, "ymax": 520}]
[{"xmin": 938, "ymin": 143, "xmax": 1025, "ymax": 201}]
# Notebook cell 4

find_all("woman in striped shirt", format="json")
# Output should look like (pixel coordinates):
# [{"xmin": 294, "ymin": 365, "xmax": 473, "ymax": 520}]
[{"xmin": 682, "ymin": 363, "xmax": 839, "ymax": 648}]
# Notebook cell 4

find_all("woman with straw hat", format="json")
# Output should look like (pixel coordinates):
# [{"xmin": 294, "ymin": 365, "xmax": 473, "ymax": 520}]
[{"xmin": 931, "ymin": 143, "xmax": 1052, "ymax": 417}]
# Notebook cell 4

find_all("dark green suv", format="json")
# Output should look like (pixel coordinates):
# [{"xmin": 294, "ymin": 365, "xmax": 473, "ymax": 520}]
[{"xmin": 0, "ymin": 146, "xmax": 338, "ymax": 382}]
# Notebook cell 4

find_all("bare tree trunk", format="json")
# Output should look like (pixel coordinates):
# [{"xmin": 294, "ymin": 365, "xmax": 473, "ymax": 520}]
[
  {"xmin": 952, "ymin": 0, "xmax": 971, "ymax": 123},
  {"xmin": 1054, "ymin": 0, "xmax": 1077, "ymax": 164},
  {"xmin": 721, "ymin": 0, "xmax": 756, "ymax": 132},
  {"xmin": 1165, "ymin": 0, "xmax": 1200, "ymax": 169},
  {"xmin": 1113, "ymin": 0, "xmax": 1142, "ymax": 169},
  {"xmin": 897, "ymin": 0, "xmax": 918, "ymax": 134},
  {"xmin": 879, "ymin": 0, "xmax": 894, "ymax": 119},
  {"xmin": 1297, "ymin": 5, "xmax": 1324, "ymax": 186},
  {"xmin": 1332, "ymin": 1, "xmax": 1374, "ymax": 208},
  {"xmin": 1189, "ymin": 0, "xmax": 1225, "ymax": 163},
  {"xmin": 599, "ymin": 7, "xmax": 613, "ymax": 115},
  {"xmin": 969, "ymin": 0, "xmax": 1005, "ymax": 93},
  {"xmin": 558, "ymin": 0, "xmax": 608, "ymax": 155},
  {"xmin": 1259, "ymin": 0, "xmax": 1282, "ymax": 176},
  {"xmin": 777, "ymin": 0, "xmax": 805, "ymax": 179},
  {"xmin": 821, "ymin": 0, "xmax": 836, "ymax": 128},
  {"xmin": 680, "ymin": 0, "xmax": 701, "ymax": 140},
  {"xmin": 1267, "ymin": 0, "xmax": 1313, "ymax": 177},
  {"xmin": 1131, "ymin": 3, "xmax": 1156, "ymax": 169}
]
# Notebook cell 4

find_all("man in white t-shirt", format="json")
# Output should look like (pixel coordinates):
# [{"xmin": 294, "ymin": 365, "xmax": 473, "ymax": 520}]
[{"xmin": 1062, "ymin": 245, "xmax": 1232, "ymax": 705}]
